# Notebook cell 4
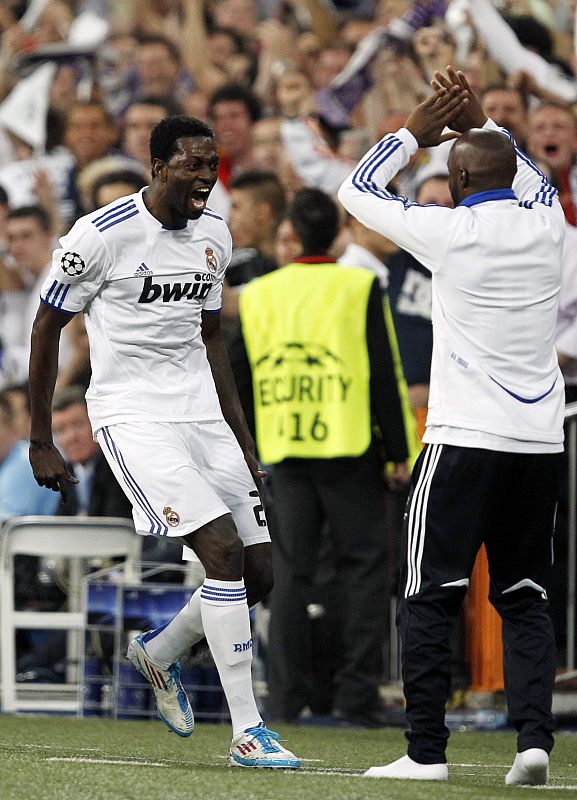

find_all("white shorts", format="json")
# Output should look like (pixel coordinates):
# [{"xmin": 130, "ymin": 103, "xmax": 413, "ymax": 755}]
[{"xmin": 96, "ymin": 420, "xmax": 270, "ymax": 560}]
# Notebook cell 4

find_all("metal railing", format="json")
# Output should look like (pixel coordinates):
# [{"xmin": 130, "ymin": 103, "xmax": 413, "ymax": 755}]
[{"xmin": 560, "ymin": 400, "xmax": 577, "ymax": 680}]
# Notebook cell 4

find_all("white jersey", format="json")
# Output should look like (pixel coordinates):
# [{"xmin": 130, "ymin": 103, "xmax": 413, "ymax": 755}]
[
  {"xmin": 40, "ymin": 189, "xmax": 232, "ymax": 432},
  {"xmin": 338, "ymin": 119, "xmax": 565, "ymax": 452}
]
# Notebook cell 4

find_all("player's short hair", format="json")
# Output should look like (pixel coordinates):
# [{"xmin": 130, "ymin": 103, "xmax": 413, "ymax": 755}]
[
  {"xmin": 208, "ymin": 83, "xmax": 262, "ymax": 123},
  {"xmin": 6, "ymin": 205, "xmax": 52, "ymax": 233},
  {"xmin": 229, "ymin": 170, "xmax": 286, "ymax": 226},
  {"xmin": 288, "ymin": 188, "xmax": 339, "ymax": 254},
  {"xmin": 52, "ymin": 385, "xmax": 88, "ymax": 413},
  {"xmin": 149, "ymin": 115, "xmax": 215, "ymax": 164}
]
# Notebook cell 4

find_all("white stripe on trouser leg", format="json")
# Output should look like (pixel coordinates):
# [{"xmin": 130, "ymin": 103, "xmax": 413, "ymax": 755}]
[
  {"xmin": 405, "ymin": 444, "xmax": 438, "ymax": 597},
  {"xmin": 405, "ymin": 444, "xmax": 443, "ymax": 598},
  {"xmin": 412, "ymin": 444, "xmax": 443, "ymax": 596},
  {"xmin": 405, "ymin": 446, "xmax": 434, "ymax": 599}
]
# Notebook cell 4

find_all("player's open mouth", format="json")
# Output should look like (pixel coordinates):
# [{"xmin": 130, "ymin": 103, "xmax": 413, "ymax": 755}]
[
  {"xmin": 544, "ymin": 144, "xmax": 558, "ymax": 155},
  {"xmin": 190, "ymin": 188, "xmax": 211, "ymax": 210}
]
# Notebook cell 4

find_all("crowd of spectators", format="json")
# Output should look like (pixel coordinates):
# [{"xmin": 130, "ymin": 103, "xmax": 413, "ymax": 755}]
[{"xmin": 0, "ymin": 0, "xmax": 576, "ymax": 717}]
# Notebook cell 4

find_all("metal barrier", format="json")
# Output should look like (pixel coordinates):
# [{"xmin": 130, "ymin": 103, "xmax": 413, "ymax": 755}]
[{"xmin": 562, "ymin": 400, "xmax": 577, "ymax": 679}]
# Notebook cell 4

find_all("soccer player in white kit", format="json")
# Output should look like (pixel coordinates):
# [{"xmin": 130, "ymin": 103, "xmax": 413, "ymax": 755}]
[{"xmin": 28, "ymin": 115, "xmax": 300, "ymax": 769}]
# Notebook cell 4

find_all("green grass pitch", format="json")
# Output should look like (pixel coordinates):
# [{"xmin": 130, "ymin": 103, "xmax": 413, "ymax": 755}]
[{"xmin": 1, "ymin": 715, "xmax": 576, "ymax": 800}]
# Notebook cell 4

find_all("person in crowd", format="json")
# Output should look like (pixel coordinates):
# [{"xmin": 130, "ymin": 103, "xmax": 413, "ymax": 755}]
[
  {"xmin": 238, "ymin": 187, "xmax": 409, "ymax": 726},
  {"xmin": 51, "ymin": 386, "xmax": 133, "ymax": 519},
  {"xmin": 121, "ymin": 95, "xmax": 183, "ymax": 170},
  {"xmin": 3, "ymin": 382, "xmax": 31, "ymax": 441},
  {"xmin": 222, "ymin": 170, "xmax": 286, "ymax": 326},
  {"xmin": 339, "ymin": 67, "xmax": 564, "ymax": 785},
  {"xmin": 27, "ymin": 113, "xmax": 300, "ymax": 769},
  {"xmin": 132, "ymin": 34, "xmax": 193, "ymax": 105},
  {"xmin": 208, "ymin": 83, "xmax": 262, "ymax": 186},
  {"xmin": 3, "ymin": 205, "xmax": 71, "ymax": 385},
  {"xmin": 0, "ymin": 389, "xmax": 58, "ymax": 524},
  {"xmin": 251, "ymin": 117, "xmax": 284, "ymax": 174},
  {"xmin": 274, "ymin": 214, "xmax": 300, "ymax": 268},
  {"xmin": 480, "ymin": 83, "xmax": 529, "ymax": 149},
  {"xmin": 526, "ymin": 102, "xmax": 577, "ymax": 225},
  {"xmin": 90, "ymin": 169, "xmax": 148, "ymax": 212},
  {"xmin": 60, "ymin": 101, "xmax": 120, "ymax": 225}
]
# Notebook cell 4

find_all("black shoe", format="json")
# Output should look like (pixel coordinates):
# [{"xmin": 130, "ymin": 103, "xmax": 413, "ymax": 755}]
[{"xmin": 333, "ymin": 706, "xmax": 391, "ymax": 728}]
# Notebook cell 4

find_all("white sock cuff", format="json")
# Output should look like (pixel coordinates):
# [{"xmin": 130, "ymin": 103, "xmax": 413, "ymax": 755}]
[{"xmin": 201, "ymin": 578, "xmax": 247, "ymax": 606}]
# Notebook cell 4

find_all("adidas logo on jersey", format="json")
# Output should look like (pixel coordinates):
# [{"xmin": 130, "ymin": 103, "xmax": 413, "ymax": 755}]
[
  {"xmin": 134, "ymin": 262, "xmax": 154, "ymax": 277},
  {"xmin": 138, "ymin": 274, "xmax": 216, "ymax": 303}
]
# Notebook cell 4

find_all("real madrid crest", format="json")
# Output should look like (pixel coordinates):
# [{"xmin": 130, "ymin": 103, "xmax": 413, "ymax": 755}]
[
  {"xmin": 205, "ymin": 247, "xmax": 218, "ymax": 272},
  {"xmin": 163, "ymin": 506, "xmax": 180, "ymax": 527}
]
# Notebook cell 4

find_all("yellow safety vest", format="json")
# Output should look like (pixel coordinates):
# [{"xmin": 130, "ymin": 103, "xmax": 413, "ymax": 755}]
[{"xmin": 240, "ymin": 263, "xmax": 374, "ymax": 462}]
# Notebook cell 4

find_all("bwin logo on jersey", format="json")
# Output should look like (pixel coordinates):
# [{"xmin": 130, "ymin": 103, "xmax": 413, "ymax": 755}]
[
  {"xmin": 233, "ymin": 639, "xmax": 253, "ymax": 653},
  {"xmin": 138, "ymin": 274, "xmax": 216, "ymax": 303}
]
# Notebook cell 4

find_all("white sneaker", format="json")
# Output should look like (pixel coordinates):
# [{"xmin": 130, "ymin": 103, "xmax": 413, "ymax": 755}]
[
  {"xmin": 505, "ymin": 748, "xmax": 549, "ymax": 785},
  {"xmin": 126, "ymin": 633, "xmax": 194, "ymax": 737},
  {"xmin": 229, "ymin": 723, "xmax": 301, "ymax": 768},
  {"xmin": 364, "ymin": 755, "xmax": 448, "ymax": 781}
]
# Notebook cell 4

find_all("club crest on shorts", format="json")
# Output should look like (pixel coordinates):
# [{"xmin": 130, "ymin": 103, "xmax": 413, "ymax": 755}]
[
  {"xmin": 205, "ymin": 247, "xmax": 218, "ymax": 272},
  {"xmin": 60, "ymin": 251, "xmax": 86, "ymax": 276},
  {"xmin": 163, "ymin": 506, "xmax": 180, "ymax": 527}
]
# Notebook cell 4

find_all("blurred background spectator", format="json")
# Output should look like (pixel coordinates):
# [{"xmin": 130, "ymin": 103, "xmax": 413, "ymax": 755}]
[{"xmin": 0, "ymin": 388, "xmax": 57, "ymax": 523}]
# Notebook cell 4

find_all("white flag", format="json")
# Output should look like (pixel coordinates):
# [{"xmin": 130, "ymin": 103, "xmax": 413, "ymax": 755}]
[{"xmin": 0, "ymin": 62, "xmax": 56, "ymax": 152}]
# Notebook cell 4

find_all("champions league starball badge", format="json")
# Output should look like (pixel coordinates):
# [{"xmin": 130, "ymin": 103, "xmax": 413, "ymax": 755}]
[{"xmin": 60, "ymin": 251, "xmax": 86, "ymax": 276}]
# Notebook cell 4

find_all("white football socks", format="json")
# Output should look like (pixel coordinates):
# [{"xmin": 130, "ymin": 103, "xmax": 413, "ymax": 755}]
[
  {"xmin": 142, "ymin": 587, "xmax": 204, "ymax": 668},
  {"xmin": 200, "ymin": 578, "xmax": 262, "ymax": 737}
]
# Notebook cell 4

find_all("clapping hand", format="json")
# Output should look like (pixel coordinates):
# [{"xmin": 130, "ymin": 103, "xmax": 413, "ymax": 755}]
[
  {"xmin": 404, "ymin": 84, "xmax": 468, "ymax": 148},
  {"xmin": 431, "ymin": 66, "xmax": 488, "ymax": 132}
]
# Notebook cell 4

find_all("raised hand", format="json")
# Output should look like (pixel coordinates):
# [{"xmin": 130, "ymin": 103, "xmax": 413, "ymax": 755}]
[
  {"xmin": 404, "ymin": 85, "xmax": 468, "ymax": 148},
  {"xmin": 431, "ymin": 66, "xmax": 487, "ymax": 132}
]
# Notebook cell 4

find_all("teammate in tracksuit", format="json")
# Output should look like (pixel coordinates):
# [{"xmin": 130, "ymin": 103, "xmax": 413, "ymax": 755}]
[{"xmin": 339, "ymin": 68, "xmax": 564, "ymax": 786}]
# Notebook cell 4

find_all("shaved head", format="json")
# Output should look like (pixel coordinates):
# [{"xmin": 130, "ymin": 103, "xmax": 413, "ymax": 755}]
[{"xmin": 448, "ymin": 129, "xmax": 517, "ymax": 205}]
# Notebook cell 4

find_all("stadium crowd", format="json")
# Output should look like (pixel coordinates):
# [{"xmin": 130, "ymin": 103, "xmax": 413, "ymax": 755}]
[{"xmin": 0, "ymin": 0, "xmax": 576, "ymax": 728}]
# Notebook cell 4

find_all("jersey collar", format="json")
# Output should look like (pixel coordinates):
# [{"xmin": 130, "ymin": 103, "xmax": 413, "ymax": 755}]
[
  {"xmin": 135, "ymin": 188, "xmax": 190, "ymax": 231},
  {"xmin": 458, "ymin": 188, "xmax": 518, "ymax": 207}
]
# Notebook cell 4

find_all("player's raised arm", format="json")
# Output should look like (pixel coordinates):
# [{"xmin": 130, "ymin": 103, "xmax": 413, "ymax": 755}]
[
  {"xmin": 432, "ymin": 66, "xmax": 563, "ymax": 215},
  {"xmin": 338, "ymin": 87, "xmax": 466, "ymax": 272}
]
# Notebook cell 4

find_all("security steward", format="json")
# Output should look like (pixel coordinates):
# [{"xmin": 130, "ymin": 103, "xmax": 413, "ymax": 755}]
[{"xmin": 237, "ymin": 187, "xmax": 410, "ymax": 727}]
